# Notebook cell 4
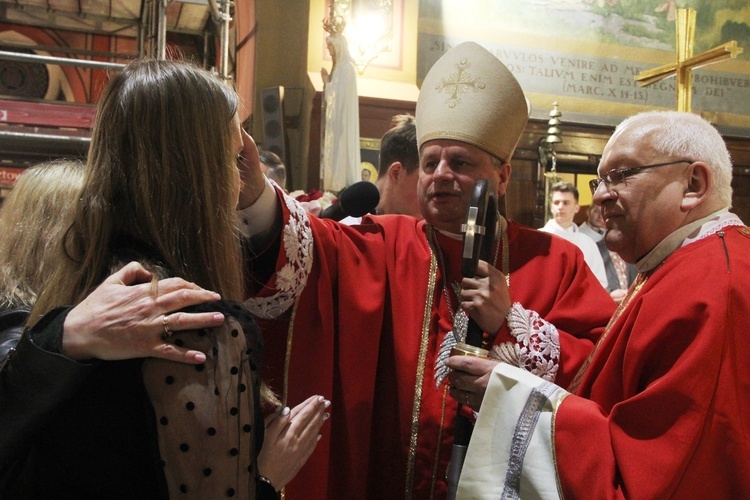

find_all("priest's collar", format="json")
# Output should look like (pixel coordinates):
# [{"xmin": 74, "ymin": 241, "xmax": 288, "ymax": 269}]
[{"xmin": 635, "ymin": 208, "xmax": 743, "ymax": 272}]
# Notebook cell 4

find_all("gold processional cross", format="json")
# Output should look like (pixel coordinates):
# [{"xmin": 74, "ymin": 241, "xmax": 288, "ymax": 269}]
[{"xmin": 635, "ymin": 8, "xmax": 743, "ymax": 112}]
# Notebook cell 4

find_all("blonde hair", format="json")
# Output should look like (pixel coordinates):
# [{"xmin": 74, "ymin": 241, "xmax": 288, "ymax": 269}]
[
  {"xmin": 32, "ymin": 59, "xmax": 244, "ymax": 322},
  {"xmin": 0, "ymin": 160, "xmax": 84, "ymax": 309}
]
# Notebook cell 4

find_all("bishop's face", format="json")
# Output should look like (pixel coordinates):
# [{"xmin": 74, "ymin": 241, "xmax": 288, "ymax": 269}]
[{"xmin": 418, "ymin": 140, "xmax": 510, "ymax": 234}]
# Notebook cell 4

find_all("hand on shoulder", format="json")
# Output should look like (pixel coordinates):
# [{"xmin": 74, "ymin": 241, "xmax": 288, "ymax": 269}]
[{"xmin": 61, "ymin": 262, "xmax": 225, "ymax": 363}]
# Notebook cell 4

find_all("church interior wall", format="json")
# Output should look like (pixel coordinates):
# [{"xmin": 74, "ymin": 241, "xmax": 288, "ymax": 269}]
[{"xmin": 2, "ymin": 1, "xmax": 750, "ymax": 226}]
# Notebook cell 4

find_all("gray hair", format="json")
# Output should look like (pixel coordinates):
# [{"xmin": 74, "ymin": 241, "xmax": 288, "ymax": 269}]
[{"xmin": 615, "ymin": 111, "xmax": 733, "ymax": 206}]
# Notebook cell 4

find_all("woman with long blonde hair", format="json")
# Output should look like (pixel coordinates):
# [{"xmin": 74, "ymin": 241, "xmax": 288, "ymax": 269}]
[
  {"xmin": 0, "ymin": 160, "xmax": 83, "ymax": 364},
  {"xmin": 0, "ymin": 160, "xmax": 84, "ymax": 311}
]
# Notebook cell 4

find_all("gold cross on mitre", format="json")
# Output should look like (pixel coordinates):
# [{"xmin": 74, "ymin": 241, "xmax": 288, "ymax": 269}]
[{"xmin": 635, "ymin": 8, "xmax": 743, "ymax": 112}]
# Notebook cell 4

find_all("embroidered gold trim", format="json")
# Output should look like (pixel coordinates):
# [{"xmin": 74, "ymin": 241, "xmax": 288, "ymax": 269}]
[
  {"xmin": 551, "ymin": 392, "xmax": 569, "ymax": 499},
  {"xmin": 283, "ymin": 298, "xmax": 301, "ymax": 406},
  {"xmin": 429, "ymin": 384, "xmax": 449, "ymax": 499},
  {"xmin": 405, "ymin": 253, "xmax": 438, "ymax": 499},
  {"xmin": 568, "ymin": 271, "xmax": 651, "ymax": 393}
]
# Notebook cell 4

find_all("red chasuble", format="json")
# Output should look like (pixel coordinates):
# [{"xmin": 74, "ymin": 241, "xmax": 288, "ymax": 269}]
[
  {"xmin": 554, "ymin": 226, "xmax": 750, "ymax": 498},
  {"xmin": 248, "ymin": 190, "xmax": 615, "ymax": 499}
]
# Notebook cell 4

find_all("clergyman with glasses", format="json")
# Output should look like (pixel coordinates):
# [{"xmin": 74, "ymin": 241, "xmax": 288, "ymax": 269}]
[{"xmin": 449, "ymin": 110, "xmax": 750, "ymax": 498}]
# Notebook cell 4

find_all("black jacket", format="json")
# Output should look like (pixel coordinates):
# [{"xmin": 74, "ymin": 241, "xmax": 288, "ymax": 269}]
[
  {"xmin": 0, "ymin": 307, "xmax": 168, "ymax": 498},
  {"xmin": 0, "ymin": 305, "xmax": 276, "ymax": 499},
  {"xmin": 0, "ymin": 307, "xmax": 29, "ymax": 364}
]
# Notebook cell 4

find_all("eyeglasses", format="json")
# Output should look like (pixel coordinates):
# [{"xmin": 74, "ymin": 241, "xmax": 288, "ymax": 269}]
[{"xmin": 589, "ymin": 159, "xmax": 693, "ymax": 195}]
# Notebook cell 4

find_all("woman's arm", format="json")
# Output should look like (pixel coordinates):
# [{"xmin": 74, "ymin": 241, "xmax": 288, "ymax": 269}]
[{"xmin": 0, "ymin": 262, "xmax": 227, "ymax": 467}]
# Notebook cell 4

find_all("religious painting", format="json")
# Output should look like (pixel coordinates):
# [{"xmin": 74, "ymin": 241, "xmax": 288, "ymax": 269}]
[
  {"xmin": 360, "ymin": 162, "xmax": 378, "ymax": 182},
  {"xmin": 360, "ymin": 137, "xmax": 380, "ymax": 183},
  {"xmin": 417, "ymin": 0, "xmax": 750, "ymax": 135}
]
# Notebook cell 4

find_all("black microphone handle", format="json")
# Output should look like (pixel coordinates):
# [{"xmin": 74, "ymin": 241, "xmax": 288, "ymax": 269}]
[
  {"xmin": 319, "ymin": 202, "xmax": 348, "ymax": 221},
  {"xmin": 318, "ymin": 181, "xmax": 380, "ymax": 220}
]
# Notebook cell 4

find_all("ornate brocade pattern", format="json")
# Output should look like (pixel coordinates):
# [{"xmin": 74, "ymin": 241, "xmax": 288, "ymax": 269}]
[
  {"xmin": 244, "ymin": 194, "xmax": 313, "ymax": 319},
  {"xmin": 503, "ymin": 303, "xmax": 561, "ymax": 382},
  {"xmin": 681, "ymin": 213, "xmax": 744, "ymax": 247},
  {"xmin": 501, "ymin": 381, "xmax": 558, "ymax": 499},
  {"xmin": 434, "ymin": 305, "xmax": 468, "ymax": 388},
  {"xmin": 491, "ymin": 341, "xmax": 520, "ymax": 366}
]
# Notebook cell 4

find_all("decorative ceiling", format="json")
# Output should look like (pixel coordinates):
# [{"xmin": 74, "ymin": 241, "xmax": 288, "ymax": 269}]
[{"xmin": 0, "ymin": 0, "xmax": 213, "ymax": 37}]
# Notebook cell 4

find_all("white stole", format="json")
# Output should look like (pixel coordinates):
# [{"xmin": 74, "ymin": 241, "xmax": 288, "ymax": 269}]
[{"xmin": 457, "ymin": 363, "xmax": 568, "ymax": 499}]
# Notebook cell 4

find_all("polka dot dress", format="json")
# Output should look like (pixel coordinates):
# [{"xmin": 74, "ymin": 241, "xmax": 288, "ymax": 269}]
[{"xmin": 143, "ymin": 316, "xmax": 259, "ymax": 498}]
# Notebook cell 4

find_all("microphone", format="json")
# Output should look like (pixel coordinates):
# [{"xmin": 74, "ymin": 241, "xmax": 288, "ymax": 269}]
[{"xmin": 319, "ymin": 181, "xmax": 380, "ymax": 221}]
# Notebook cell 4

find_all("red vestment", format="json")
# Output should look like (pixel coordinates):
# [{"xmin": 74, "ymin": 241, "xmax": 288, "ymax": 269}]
[
  {"xmin": 554, "ymin": 226, "xmax": 750, "ymax": 498},
  {"xmin": 248, "ymin": 191, "xmax": 615, "ymax": 499}
]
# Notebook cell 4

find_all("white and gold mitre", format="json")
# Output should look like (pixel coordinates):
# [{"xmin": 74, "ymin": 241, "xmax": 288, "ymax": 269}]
[{"xmin": 415, "ymin": 42, "xmax": 530, "ymax": 162}]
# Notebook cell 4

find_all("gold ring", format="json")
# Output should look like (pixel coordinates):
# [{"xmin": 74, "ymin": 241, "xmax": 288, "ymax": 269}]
[{"xmin": 162, "ymin": 314, "xmax": 172, "ymax": 337}]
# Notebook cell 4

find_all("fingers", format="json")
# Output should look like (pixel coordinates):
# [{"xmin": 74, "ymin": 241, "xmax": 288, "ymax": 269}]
[
  {"xmin": 270, "ymin": 395, "xmax": 330, "ymax": 440},
  {"xmin": 447, "ymin": 358, "xmax": 493, "ymax": 412},
  {"xmin": 288, "ymin": 394, "xmax": 327, "ymax": 420},
  {"xmin": 445, "ymin": 355, "xmax": 497, "ymax": 375},
  {"xmin": 108, "ymin": 265, "xmax": 222, "ymax": 314},
  {"xmin": 154, "ymin": 276, "xmax": 204, "ymax": 294},
  {"xmin": 474, "ymin": 260, "xmax": 491, "ymax": 278},
  {"xmin": 446, "ymin": 356, "xmax": 497, "ymax": 410},
  {"xmin": 265, "ymin": 404, "xmax": 288, "ymax": 426},
  {"xmin": 238, "ymin": 128, "xmax": 263, "ymax": 179},
  {"xmin": 447, "ymin": 385, "xmax": 478, "ymax": 410},
  {"xmin": 150, "ymin": 342, "xmax": 207, "ymax": 365},
  {"xmin": 151, "ymin": 278, "xmax": 223, "ymax": 333},
  {"xmin": 256, "ymin": 396, "xmax": 330, "ymax": 490},
  {"xmin": 461, "ymin": 262, "xmax": 506, "ymax": 291},
  {"xmin": 286, "ymin": 397, "xmax": 329, "ymax": 452},
  {"xmin": 291, "ymin": 396, "xmax": 330, "ymax": 434},
  {"xmin": 265, "ymin": 406, "xmax": 291, "ymax": 441},
  {"xmin": 153, "ymin": 311, "xmax": 224, "ymax": 365},
  {"xmin": 240, "ymin": 128, "xmax": 259, "ymax": 162},
  {"xmin": 62, "ymin": 264, "xmax": 227, "ymax": 363},
  {"xmin": 459, "ymin": 260, "xmax": 511, "ymax": 333},
  {"xmin": 161, "ymin": 311, "xmax": 225, "ymax": 334},
  {"xmin": 108, "ymin": 261, "xmax": 153, "ymax": 286},
  {"xmin": 237, "ymin": 129, "xmax": 267, "ymax": 210},
  {"xmin": 157, "ymin": 287, "xmax": 221, "ymax": 313}
]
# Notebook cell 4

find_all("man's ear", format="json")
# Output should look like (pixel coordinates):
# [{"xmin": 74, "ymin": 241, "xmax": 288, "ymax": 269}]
[
  {"xmin": 681, "ymin": 161, "xmax": 711, "ymax": 211},
  {"xmin": 388, "ymin": 162, "xmax": 403, "ymax": 181},
  {"xmin": 497, "ymin": 162, "xmax": 512, "ymax": 197}
]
